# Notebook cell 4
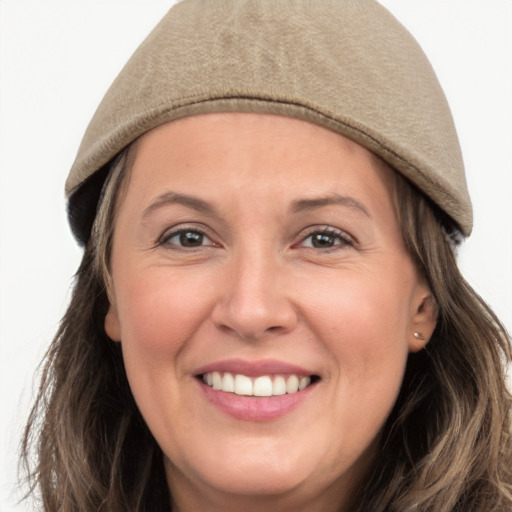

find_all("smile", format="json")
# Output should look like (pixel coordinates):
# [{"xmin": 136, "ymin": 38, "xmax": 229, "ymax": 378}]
[
  {"xmin": 201, "ymin": 372, "xmax": 312, "ymax": 397},
  {"xmin": 195, "ymin": 359, "xmax": 320, "ymax": 420}
]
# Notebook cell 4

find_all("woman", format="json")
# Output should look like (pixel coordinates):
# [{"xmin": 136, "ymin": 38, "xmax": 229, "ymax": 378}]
[{"xmin": 21, "ymin": 1, "xmax": 512, "ymax": 511}]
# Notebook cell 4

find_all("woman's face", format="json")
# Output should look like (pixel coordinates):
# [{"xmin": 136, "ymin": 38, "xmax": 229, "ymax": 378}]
[{"xmin": 105, "ymin": 113, "xmax": 435, "ymax": 511}]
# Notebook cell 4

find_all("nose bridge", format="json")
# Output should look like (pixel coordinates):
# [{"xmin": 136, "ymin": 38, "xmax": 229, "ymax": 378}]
[{"xmin": 212, "ymin": 242, "xmax": 297, "ymax": 340}]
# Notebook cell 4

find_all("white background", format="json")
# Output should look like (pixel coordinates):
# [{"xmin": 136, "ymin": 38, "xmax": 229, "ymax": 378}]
[{"xmin": 1, "ymin": 1, "xmax": 511, "ymax": 510}]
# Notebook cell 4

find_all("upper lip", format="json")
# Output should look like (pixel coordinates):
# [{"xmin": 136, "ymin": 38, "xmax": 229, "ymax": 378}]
[{"xmin": 194, "ymin": 358, "xmax": 315, "ymax": 378}]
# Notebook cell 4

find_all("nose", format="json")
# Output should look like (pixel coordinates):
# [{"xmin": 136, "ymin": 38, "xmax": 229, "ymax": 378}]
[{"xmin": 211, "ymin": 251, "xmax": 298, "ymax": 341}]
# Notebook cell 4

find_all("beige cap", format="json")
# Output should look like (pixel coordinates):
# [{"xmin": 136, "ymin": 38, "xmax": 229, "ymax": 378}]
[{"xmin": 66, "ymin": 0, "xmax": 472, "ymax": 244}]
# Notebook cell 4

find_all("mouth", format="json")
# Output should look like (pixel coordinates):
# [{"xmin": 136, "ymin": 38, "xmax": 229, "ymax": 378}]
[
  {"xmin": 193, "ymin": 359, "xmax": 321, "ymax": 420},
  {"xmin": 198, "ymin": 371, "xmax": 319, "ymax": 397}
]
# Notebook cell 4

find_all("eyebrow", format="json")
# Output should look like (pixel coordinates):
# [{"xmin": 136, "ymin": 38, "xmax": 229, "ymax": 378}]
[
  {"xmin": 141, "ymin": 190, "xmax": 371, "ymax": 221},
  {"xmin": 290, "ymin": 194, "xmax": 371, "ymax": 218},
  {"xmin": 141, "ymin": 191, "xmax": 220, "ymax": 220}
]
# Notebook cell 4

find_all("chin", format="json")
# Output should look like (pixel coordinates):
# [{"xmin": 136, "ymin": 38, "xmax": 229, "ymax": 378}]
[{"xmin": 164, "ymin": 430, "xmax": 368, "ymax": 505}]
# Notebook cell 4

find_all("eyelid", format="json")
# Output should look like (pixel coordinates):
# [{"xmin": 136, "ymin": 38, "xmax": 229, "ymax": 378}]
[
  {"xmin": 294, "ymin": 225, "xmax": 356, "ymax": 249},
  {"xmin": 155, "ymin": 223, "xmax": 355, "ymax": 251},
  {"xmin": 157, "ymin": 223, "xmax": 219, "ymax": 248}
]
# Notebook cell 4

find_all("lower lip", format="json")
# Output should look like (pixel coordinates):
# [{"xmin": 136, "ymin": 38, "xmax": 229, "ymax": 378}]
[{"xmin": 197, "ymin": 379, "xmax": 316, "ymax": 421}]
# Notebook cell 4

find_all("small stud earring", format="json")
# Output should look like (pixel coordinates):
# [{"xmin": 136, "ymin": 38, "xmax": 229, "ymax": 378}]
[{"xmin": 413, "ymin": 332, "xmax": 425, "ymax": 341}]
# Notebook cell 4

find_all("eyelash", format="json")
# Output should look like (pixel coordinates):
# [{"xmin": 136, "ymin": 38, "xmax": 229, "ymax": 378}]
[
  {"xmin": 157, "ymin": 225, "xmax": 355, "ymax": 251},
  {"xmin": 159, "ymin": 225, "xmax": 216, "ymax": 250},
  {"xmin": 295, "ymin": 226, "xmax": 355, "ymax": 251}
]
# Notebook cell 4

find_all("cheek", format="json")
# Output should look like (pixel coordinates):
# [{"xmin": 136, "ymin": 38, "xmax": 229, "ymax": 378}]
[
  {"xmin": 116, "ymin": 269, "xmax": 215, "ymax": 357},
  {"xmin": 303, "ymin": 266, "xmax": 414, "ymax": 400},
  {"xmin": 112, "ymin": 268, "xmax": 219, "ymax": 436},
  {"xmin": 307, "ymin": 266, "xmax": 412, "ymax": 334},
  {"xmin": 111, "ymin": 267, "xmax": 220, "ymax": 422}
]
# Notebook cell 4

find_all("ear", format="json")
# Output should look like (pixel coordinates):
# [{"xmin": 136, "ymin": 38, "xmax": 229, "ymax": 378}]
[
  {"xmin": 105, "ymin": 300, "xmax": 122, "ymax": 342},
  {"xmin": 408, "ymin": 286, "xmax": 437, "ymax": 353}
]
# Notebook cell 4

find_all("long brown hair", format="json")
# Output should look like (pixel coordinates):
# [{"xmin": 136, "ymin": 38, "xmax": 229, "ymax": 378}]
[
  {"xmin": 350, "ymin": 174, "xmax": 512, "ymax": 511},
  {"xmin": 21, "ymin": 152, "xmax": 512, "ymax": 511}
]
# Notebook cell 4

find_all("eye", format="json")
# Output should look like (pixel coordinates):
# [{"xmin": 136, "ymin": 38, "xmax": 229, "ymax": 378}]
[
  {"xmin": 160, "ymin": 228, "xmax": 216, "ymax": 249},
  {"xmin": 299, "ymin": 228, "xmax": 354, "ymax": 250}
]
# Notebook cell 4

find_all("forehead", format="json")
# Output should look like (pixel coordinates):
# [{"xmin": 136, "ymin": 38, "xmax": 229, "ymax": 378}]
[{"xmin": 125, "ymin": 112, "xmax": 396, "ymax": 208}]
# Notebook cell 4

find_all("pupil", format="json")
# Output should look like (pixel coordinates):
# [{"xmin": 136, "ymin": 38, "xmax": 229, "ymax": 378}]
[
  {"xmin": 312, "ymin": 233, "xmax": 334, "ymax": 248},
  {"xmin": 180, "ymin": 231, "xmax": 203, "ymax": 247}
]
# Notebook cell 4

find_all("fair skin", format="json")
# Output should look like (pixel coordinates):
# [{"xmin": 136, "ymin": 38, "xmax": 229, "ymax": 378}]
[{"xmin": 105, "ymin": 113, "xmax": 436, "ymax": 512}]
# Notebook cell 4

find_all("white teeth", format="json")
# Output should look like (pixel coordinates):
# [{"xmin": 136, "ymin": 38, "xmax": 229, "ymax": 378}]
[
  {"xmin": 234, "ymin": 374, "xmax": 253, "ymax": 396},
  {"xmin": 272, "ymin": 376, "xmax": 287, "ymax": 396},
  {"xmin": 286, "ymin": 374, "xmax": 299, "ymax": 394},
  {"xmin": 202, "ymin": 372, "xmax": 314, "ymax": 396},
  {"xmin": 212, "ymin": 371, "xmax": 222, "ymax": 390},
  {"xmin": 299, "ymin": 376, "xmax": 311, "ymax": 390},
  {"xmin": 222, "ymin": 373, "xmax": 235, "ymax": 392},
  {"xmin": 253, "ymin": 376, "xmax": 273, "ymax": 396}
]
